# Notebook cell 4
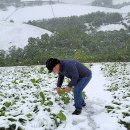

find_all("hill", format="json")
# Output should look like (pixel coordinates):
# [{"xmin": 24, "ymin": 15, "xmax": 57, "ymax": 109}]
[
  {"xmin": 0, "ymin": 21, "xmax": 52, "ymax": 50},
  {"xmin": 0, "ymin": 4, "xmax": 121, "ymax": 23}
]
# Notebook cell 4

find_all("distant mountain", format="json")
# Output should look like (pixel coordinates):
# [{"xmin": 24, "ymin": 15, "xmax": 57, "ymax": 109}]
[
  {"xmin": 58, "ymin": 0, "xmax": 94, "ymax": 4},
  {"xmin": 113, "ymin": 0, "xmax": 130, "ymax": 5},
  {"xmin": 20, "ymin": 0, "xmax": 94, "ymax": 4},
  {"xmin": 21, "ymin": 0, "xmax": 130, "ymax": 5}
]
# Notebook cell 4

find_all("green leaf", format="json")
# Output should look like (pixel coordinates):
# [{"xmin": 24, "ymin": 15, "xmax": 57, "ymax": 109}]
[
  {"xmin": 54, "ymin": 118, "xmax": 58, "ymax": 127},
  {"xmin": 105, "ymin": 105, "xmax": 114, "ymax": 109},
  {"xmin": 61, "ymin": 96, "xmax": 70, "ymax": 104},
  {"xmin": 46, "ymin": 101, "xmax": 53, "ymax": 106},
  {"xmin": 0, "ymin": 106, "xmax": 6, "ymax": 111},
  {"xmin": 57, "ymin": 111, "xmax": 66, "ymax": 121},
  {"xmin": 12, "ymin": 80, "xmax": 18, "ymax": 84},
  {"xmin": 26, "ymin": 113, "xmax": 32, "ymax": 118},
  {"xmin": 31, "ymin": 78, "xmax": 36, "ymax": 84},
  {"xmin": 40, "ymin": 92, "xmax": 45, "ymax": 104},
  {"xmin": 8, "ymin": 118, "xmax": 17, "ymax": 122},
  {"xmin": 37, "ymin": 78, "xmax": 44, "ymax": 83},
  {"xmin": 19, "ymin": 80, "xmax": 23, "ymax": 83},
  {"xmin": 82, "ymin": 91, "xmax": 87, "ymax": 98},
  {"xmin": 4, "ymin": 102, "xmax": 11, "ymax": 107},
  {"xmin": 60, "ymin": 89, "xmax": 65, "ymax": 95},
  {"xmin": 38, "ymin": 67, "xmax": 45, "ymax": 74},
  {"xmin": 18, "ymin": 118, "xmax": 27, "ymax": 124},
  {"xmin": 33, "ymin": 105, "xmax": 39, "ymax": 113},
  {"xmin": 0, "ymin": 111, "xmax": 5, "ymax": 116}
]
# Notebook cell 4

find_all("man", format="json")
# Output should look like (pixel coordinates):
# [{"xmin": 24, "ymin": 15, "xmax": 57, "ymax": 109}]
[{"xmin": 46, "ymin": 58, "xmax": 92, "ymax": 115}]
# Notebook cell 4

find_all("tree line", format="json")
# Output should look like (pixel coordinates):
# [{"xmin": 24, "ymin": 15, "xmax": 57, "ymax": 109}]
[
  {"xmin": 0, "ymin": 12, "xmax": 130, "ymax": 66},
  {"xmin": 28, "ymin": 12, "xmax": 123, "ymax": 32},
  {"xmin": 92, "ymin": 0, "xmax": 130, "ymax": 9}
]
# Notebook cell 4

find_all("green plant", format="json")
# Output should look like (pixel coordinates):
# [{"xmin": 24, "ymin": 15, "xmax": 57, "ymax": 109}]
[
  {"xmin": 105, "ymin": 105, "xmax": 114, "ymax": 113},
  {"xmin": 4, "ymin": 102, "xmax": 11, "ymax": 107},
  {"xmin": 26, "ymin": 113, "xmax": 32, "ymax": 118},
  {"xmin": 50, "ymin": 111, "xmax": 66, "ymax": 127},
  {"xmin": 40, "ymin": 92, "xmax": 45, "ymax": 104},
  {"xmin": 38, "ymin": 67, "xmax": 46, "ymax": 74},
  {"xmin": 8, "ymin": 118, "xmax": 17, "ymax": 122},
  {"xmin": 119, "ymin": 120, "xmax": 130, "ymax": 129},
  {"xmin": 60, "ymin": 89, "xmax": 70, "ymax": 104}
]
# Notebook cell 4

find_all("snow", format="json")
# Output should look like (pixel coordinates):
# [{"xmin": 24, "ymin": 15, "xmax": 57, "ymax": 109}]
[
  {"xmin": 120, "ymin": 5, "xmax": 130, "ymax": 14},
  {"xmin": 0, "ymin": 21, "xmax": 52, "ymax": 50},
  {"xmin": 0, "ymin": 4, "xmax": 121, "ymax": 23},
  {"xmin": 85, "ymin": 64, "xmax": 112, "ymax": 103},
  {"xmin": 93, "ymin": 112, "xmax": 126, "ymax": 130},
  {"xmin": 0, "ymin": 6, "xmax": 16, "ymax": 21},
  {"xmin": 0, "ymin": 63, "xmax": 129, "ymax": 130},
  {"xmin": 97, "ymin": 24, "xmax": 126, "ymax": 31}
]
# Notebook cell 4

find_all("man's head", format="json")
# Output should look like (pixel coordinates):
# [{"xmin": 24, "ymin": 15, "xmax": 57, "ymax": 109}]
[{"xmin": 46, "ymin": 58, "xmax": 61, "ymax": 73}]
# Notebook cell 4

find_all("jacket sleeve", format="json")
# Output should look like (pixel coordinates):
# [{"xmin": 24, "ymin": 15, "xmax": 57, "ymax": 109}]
[
  {"xmin": 57, "ymin": 73, "xmax": 64, "ymax": 87},
  {"xmin": 67, "ymin": 63, "xmax": 79, "ymax": 87}
]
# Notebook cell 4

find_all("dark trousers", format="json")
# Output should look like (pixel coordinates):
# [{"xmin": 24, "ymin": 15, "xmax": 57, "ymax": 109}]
[{"xmin": 73, "ymin": 74, "xmax": 92, "ymax": 110}]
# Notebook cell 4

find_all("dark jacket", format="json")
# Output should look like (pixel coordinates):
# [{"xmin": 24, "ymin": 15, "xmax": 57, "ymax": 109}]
[{"xmin": 57, "ymin": 59, "xmax": 92, "ymax": 88}]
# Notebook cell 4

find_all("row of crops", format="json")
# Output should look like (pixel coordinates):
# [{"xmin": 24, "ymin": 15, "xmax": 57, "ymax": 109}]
[
  {"xmin": 0, "ymin": 66, "xmax": 75, "ymax": 130},
  {"xmin": 101, "ymin": 62, "xmax": 130, "ymax": 129}
]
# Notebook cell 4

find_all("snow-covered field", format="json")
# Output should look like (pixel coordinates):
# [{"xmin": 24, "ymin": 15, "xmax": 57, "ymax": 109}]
[
  {"xmin": 101, "ymin": 63, "xmax": 130, "ymax": 128},
  {"xmin": 0, "ymin": 63, "xmax": 129, "ymax": 130},
  {"xmin": 120, "ymin": 5, "xmax": 130, "ymax": 14},
  {"xmin": 0, "ymin": 21, "xmax": 52, "ymax": 50}
]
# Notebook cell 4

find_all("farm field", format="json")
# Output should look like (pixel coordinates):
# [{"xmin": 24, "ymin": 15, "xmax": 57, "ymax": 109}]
[{"xmin": 0, "ymin": 63, "xmax": 129, "ymax": 130}]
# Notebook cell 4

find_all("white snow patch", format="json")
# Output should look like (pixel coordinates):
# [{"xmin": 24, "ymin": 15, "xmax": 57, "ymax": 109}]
[
  {"xmin": 120, "ymin": 5, "xmax": 130, "ymax": 14},
  {"xmin": 85, "ymin": 64, "xmax": 112, "ymax": 104},
  {"xmin": 93, "ymin": 112, "xmax": 126, "ymax": 130},
  {"xmin": 97, "ymin": 24, "xmax": 126, "ymax": 31},
  {"xmin": 0, "ymin": 21, "xmax": 52, "ymax": 50},
  {"xmin": 0, "ymin": 4, "xmax": 121, "ymax": 23}
]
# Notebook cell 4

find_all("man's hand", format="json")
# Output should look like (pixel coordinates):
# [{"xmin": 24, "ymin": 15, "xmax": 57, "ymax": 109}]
[
  {"xmin": 64, "ymin": 86, "xmax": 72, "ymax": 93},
  {"xmin": 55, "ymin": 87, "xmax": 61, "ymax": 95}
]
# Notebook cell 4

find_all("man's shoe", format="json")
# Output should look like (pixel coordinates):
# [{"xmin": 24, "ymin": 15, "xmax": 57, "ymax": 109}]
[{"xmin": 72, "ymin": 109, "xmax": 81, "ymax": 115}]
